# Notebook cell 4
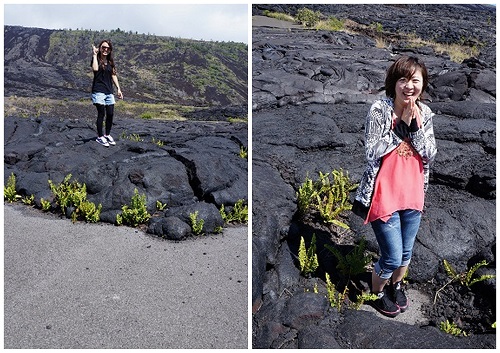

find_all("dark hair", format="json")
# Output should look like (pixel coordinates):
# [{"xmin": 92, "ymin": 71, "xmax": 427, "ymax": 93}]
[
  {"xmin": 385, "ymin": 56, "xmax": 428, "ymax": 99},
  {"xmin": 97, "ymin": 40, "xmax": 116, "ymax": 75}
]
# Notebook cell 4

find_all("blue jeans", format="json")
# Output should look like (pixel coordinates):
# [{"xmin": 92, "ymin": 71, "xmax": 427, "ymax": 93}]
[{"xmin": 371, "ymin": 209, "xmax": 421, "ymax": 280}]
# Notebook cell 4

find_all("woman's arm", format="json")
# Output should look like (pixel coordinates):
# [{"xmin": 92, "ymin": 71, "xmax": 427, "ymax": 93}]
[
  {"xmin": 91, "ymin": 45, "xmax": 99, "ymax": 72},
  {"xmin": 364, "ymin": 101, "xmax": 402, "ymax": 162},
  {"xmin": 112, "ymin": 74, "xmax": 123, "ymax": 99},
  {"xmin": 409, "ymin": 104, "xmax": 437, "ymax": 164}
]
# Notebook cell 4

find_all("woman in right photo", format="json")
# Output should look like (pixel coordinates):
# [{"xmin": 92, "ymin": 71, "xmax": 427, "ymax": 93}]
[{"xmin": 353, "ymin": 56, "xmax": 437, "ymax": 317}]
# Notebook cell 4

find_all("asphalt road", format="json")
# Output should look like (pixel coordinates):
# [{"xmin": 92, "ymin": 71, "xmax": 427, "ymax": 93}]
[{"xmin": 4, "ymin": 204, "xmax": 248, "ymax": 349}]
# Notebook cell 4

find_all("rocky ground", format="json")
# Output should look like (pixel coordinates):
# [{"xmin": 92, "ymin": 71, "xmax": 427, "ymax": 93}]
[
  {"xmin": 251, "ymin": 4, "xmax": 495, "ymax": 349},
  {"xmin": 4, "ymin": 103, "xmax": 248, "ymax": 240}
]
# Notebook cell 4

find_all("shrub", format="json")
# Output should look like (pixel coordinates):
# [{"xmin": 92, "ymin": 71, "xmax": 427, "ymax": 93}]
[
  {"xmin": 4, "ymin": 173, "xmax": 21, "ymax": 203},
  {"xmin": 239, "ymin": 146, "xmax": 248, "ymax": 159},
  {"xmin": 48, "ymin": 174, "xmax": 101, "ymax": 223},
  {"xmin": 189, "ymin": 211, "xmax": 205, "ymax": 235},
  {"xmin": 440, "ymin": 319, "xmax": 467, "ymax": 337},
  {"xmin": 140, "ymin": 112, "xmax": 153, "ymax": 119},
  {"xmin": 21, "ymin": 194, "xmax": 35, "ymax": 206},
  {"xmin": 434, "ymin": 259, "xmax": 496, "ymax": 304},
  {"xmin": 298, "ymin": 234, "xmax": 319, "ymax": 276},
  {"xmin": 325, "ymin": 237, "xmax": 372, "ymax": 278},
  {"xmin": 296, "ymin": 7, "xmax": 321, "ymax": 27},
  {"xmin": 116, "ymin": 188, "xmax": 151, "ymax": 227},
  {"xmin": 296, "ymin": 169, "xmax": 358, "ymax": 229},
  {"xmin": 220, "ymin": 199, "xmax": 248, "ymax": 224},
  {"xmin": 40, "ymin": 198, "xmax": 51, "ymax": 211},
  {"xmin": 325, "ymin": 272, "xmax": 348, "ymax": 311},
  {"xmin": 316, "ymin": 17, "xmax": 344, "ymax": 31}
]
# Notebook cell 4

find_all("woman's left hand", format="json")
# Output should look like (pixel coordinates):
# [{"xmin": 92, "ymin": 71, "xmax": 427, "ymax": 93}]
[{"xmin": 117, "ymin": 90, "xmax": 123, "ymax": 99}]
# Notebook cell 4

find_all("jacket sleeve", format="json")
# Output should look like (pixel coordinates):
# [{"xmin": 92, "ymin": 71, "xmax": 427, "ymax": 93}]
[
  {"xmin": 365, "ymin": 101, "xmax": 402, "ymax": 162},
  {"xmin": 408, "ymin": 104, "xmax": 437, "ymax": 165}
]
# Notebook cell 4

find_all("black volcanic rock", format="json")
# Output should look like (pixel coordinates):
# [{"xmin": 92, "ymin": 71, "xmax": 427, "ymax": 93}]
[
  {"xmin": 4, "ymin": 115, "xmax": 248, "ymax": 240},
  {"xmin": 252, "ymin": 4, "xmax": 495, "ymax": 349}
]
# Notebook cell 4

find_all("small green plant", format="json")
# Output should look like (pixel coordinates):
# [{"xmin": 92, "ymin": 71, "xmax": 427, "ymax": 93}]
[
  {"xmin": 351, "ymin": 292, "xmax": 379, "ymax": 310},
  {"xmin": 4, "ymin": 173, "xmax": 21, "ymax": 203},
  {"xmin": 434, "ymin": 259, "xmax": 496, "ymax": 304},
  {"xmin": 48, "ymin": 174, "xmax": 101, "ymax": 223},
  {"xmin": 41, "ymin": 198, "xmax": 51, "ymax": 211},
  {"xmin": 21, "ymin": 194, "xmax": 35, "ymax": 206},
  {"xmin": 371, "ymin": 22, "xmax": 384, "ymax": 33},
  {"xmin": 444, "ymin": 259, "xmax": 495, "ymax": 288},
  {"xmin": 120, "ymin": 132, "xmax": 144, "ymax": 142},
  {"xmin": 296, "ymin": 7, "xmax": 321, "ymax": 27},
  {"xmin": 79, "ymin": 200, "xmax": 102, "ymax": 223},
  {"xmin": 315, "ymin": 170, "xmax": 357, "ymax": 229},
  {"xmin": 296, "ymin": 169, "xmax": 357, "ymax": 229},
  {"xmin": 156, "ymin": 200, "xmax": 167, "ymax": 211},
  {"xmin": 116, "ymin": 188, "xmax": 151, "ymax": 227},
  {"xmin": 239, "ymin": 146, "xmax": 248, "ymax": 159},
  {"xmin": 298, "ymin": 234, "xmax": 319, "ymax": 276},
  {"xmin": 325, "ymin": 237, "xmax": 372, "ymax": 278},
  {"xmin": 140, "ymin": 112, "xmax": 153, "ymax": 119},
  {"xmin": 325, "ymin": 272, "xmax": 348, "ymax": 311},
  {"xmin": 220, "ymin": 199, "xmax": 248, "ymax": 224},
  {"xmin": 189, "ymin": 211, "xmax": 205, "ymax": 235},
  {"xmin": 440, "ymin": 319, "xmax": 467, "ymax": 337},
  {"xmin": 151, "ymin": 137, "xmax": 165, "ymax": 147},
  {"xmin": 296, "ymin": 174, "xmax": 316, "ymax": 217}
]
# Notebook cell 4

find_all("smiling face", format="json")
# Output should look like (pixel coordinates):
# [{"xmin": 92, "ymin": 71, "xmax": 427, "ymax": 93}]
[
  {"xmin": 100, "ymin": 42, "xmax": 111, "ymax": 56},
  {"xmin": 394, "ymin": 69, "xmax": 424, "ymax": 107},
  {"xmin": 385, "ymin": 56, "xmax": 428, "ymax": 104}
]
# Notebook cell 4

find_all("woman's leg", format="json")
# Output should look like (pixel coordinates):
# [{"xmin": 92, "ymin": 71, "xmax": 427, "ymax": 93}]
[
  {"xmin": 104, "ymin": 104, "xmax": 114, "ymax": 136},
  {"xmin": 371, "ymin": 212, "xmax": 404, "ymax": 285},
  {"xmin": 95, "ymin": 104, "xmax": 106, "ymax": 137}
]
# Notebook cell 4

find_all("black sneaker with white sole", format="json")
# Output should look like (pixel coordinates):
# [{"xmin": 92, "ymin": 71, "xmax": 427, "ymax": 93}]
[
  {"xmin": 392, "ymin": 281, "xmax": 408, "ymax": 312},
  {"xmin": 371, "ymin": 288, "xmax": 400, "ymax": 318}
]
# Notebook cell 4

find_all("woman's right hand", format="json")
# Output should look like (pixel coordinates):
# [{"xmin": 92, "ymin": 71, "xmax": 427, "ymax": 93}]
[{"xmin": 92, "ymin": 45, "xmax": 98, "ymax": 55}]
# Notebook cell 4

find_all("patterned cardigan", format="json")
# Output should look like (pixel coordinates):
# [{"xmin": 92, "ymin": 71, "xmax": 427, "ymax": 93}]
[{"xmin": 355, "ymin": 98, "xmax": 437, "ymax": 208}]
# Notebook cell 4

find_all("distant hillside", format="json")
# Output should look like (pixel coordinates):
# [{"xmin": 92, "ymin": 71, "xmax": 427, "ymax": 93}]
[{"xmin": 4, "ymin": 25, "xmax": 248, "ymax": 107}]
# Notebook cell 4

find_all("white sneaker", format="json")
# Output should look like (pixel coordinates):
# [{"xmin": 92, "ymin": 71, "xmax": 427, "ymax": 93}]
[
  {"xmin": 104, "ymin": 135, "xmax": 116, "ymax": 145},
  {"xmin": 96, "ymin": 136, "xmax": 109, "ymax": 147}
]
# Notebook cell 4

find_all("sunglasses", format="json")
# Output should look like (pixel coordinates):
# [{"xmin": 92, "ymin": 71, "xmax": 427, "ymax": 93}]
[{"xmin": 101, "ymin": 46, "xmax": 111, "ymax": 51}]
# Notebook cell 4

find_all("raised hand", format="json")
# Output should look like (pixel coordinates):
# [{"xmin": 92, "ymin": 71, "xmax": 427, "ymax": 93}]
[{"xmin": 92, "ymin": 44, "xmax": 98, "ymax": 55}]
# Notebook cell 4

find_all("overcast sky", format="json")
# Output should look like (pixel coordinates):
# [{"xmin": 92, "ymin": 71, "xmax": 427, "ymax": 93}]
[{"xmin": 4, "ymin": 4, "xmax": 249, "ymax": 44}]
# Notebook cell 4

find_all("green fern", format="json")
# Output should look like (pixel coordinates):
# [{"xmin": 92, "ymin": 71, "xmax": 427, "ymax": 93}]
[
  {"xmin": 325, "ymin": 272, "xmax": 348, "ymax": 311},
  {"xmin": 189, "ymin": 211, "xmax": 205, "ymax": 235},
  {"xmin": 296, "ymin": 175, "xmax": 316, "ymax": 217},
  {"xmin": 4, "ymin": 173, "xmax": 21, "ymax": 202},
  {"xmin": 351, "ymin": 292, "xmax": 379, "ymax": 310},
  {"xmin": 464, "ymin": 260, "xmax": 496, "ymax": 287},
  {"xmin": 298, "ymin": 234, "xmax": 319, "ymax": 276},
  {"xmin": 48, "ymin": 174, "xmax": 101, "ymax": 223},
  {"xmin": 220, "ymin": 199, "xmax": 248, "ymax": 224},
  {"xmin": 435, "ymin": 259, "xmax": 496, "ymax": 304},
  {"xmin": 116, "ymin": 188, "xmax": 151, "ymax": 227},
  {"xmin": 440, "ymin": 319, "xmax": 467, "ymax": 337},
  {"xmin": 325, "ymin": 237, "xmax": 371, "ymax": 278}
]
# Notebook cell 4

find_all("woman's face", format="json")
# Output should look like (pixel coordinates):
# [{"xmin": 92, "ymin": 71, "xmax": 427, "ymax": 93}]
[
  {"xmin": 100, "ymin": 42, "xmax": 111, "ymax": 56},
  {"xmin": 394, "ymin": 68, "xmax": 423, "ymax": 106}
]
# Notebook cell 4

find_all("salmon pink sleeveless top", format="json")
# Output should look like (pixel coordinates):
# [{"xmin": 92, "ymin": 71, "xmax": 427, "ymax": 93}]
[{"xmin": 365, "ymin": 137, "xmax": 424, "ymax": 224}]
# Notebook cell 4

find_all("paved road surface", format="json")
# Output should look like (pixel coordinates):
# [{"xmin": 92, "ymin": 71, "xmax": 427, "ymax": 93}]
[{"xmin": 4, "ymin": 204, "xmax": 248, "ymax": 349}]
